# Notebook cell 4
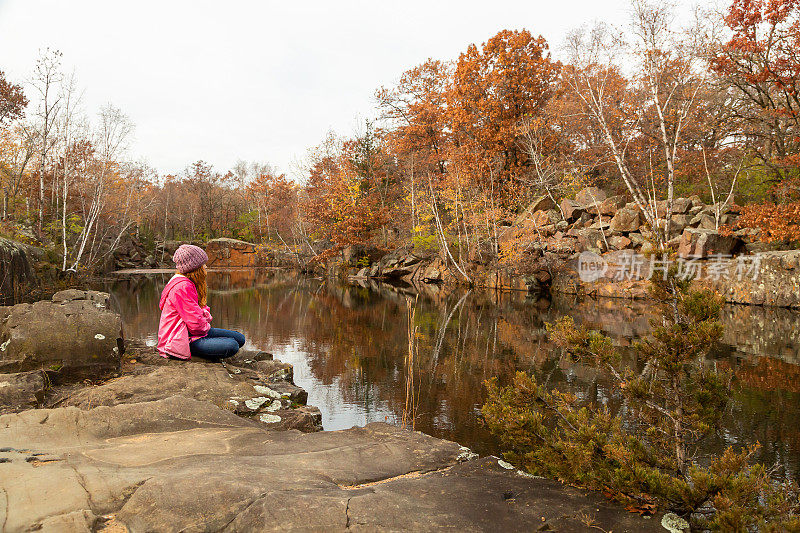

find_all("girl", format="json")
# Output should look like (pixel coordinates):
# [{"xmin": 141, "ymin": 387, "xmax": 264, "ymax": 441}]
[{"xmin": 157, "ymin": 244, "xmax": 245, "ymax": 360}]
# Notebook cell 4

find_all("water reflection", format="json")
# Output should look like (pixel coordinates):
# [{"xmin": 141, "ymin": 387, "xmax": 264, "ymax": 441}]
[{"xmin": 101, "ymin": 269, "xmax": 800, "ymax": 479}]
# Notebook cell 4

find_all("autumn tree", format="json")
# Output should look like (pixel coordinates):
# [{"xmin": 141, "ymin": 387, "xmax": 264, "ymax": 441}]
[
  {"xmin": 448, "ymin": 29, "xmax": 560, "ymax": 196},
  {"xmin": 0, "ymin": 70, "xmax": 27, "ymax": 126},
  {"xmin": 0, "ymin": 124, "xmax": 36, "ymax": 220},
  {"xmin": 245, "ymin": 170, "xmax": 297, "ymax": 245},
  {"xmin": 300, "ymin": 132, "xmax": 390, "ymax": 259},
  {"xmin": 710, "ymin": 0, "xmax": 800, "ymax": 182},
  {"xmin": 378, "ymin": 59, "xmax": 451, "ymax": 233}
]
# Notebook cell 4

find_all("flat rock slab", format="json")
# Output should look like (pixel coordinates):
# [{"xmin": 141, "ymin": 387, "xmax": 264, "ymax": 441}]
[
  {"xmin": 49, "ymin": 342, "xmax": 320, "ymax": 432},
  {"xmin": 0, "ymin": 397, "xmax": 661, "ymax": 532}
]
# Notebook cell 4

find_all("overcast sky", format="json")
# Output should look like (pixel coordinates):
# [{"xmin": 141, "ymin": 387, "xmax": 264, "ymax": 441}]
[{"xmin": 0, "ymin": 0, "xmax": 688, "ymax": 179}]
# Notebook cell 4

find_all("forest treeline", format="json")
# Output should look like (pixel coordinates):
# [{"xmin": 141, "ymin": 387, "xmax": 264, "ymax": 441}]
[{"xmin": 1, "ymin": 0, "xmax": 799, "ymax": 272}]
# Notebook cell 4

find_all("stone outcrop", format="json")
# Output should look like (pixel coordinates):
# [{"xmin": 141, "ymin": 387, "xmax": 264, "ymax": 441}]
[
  {"xmin": 699, "ymin": 250, "xmax": 800, "ymax": 308},
  {"xmin": 327, "ymin": 185, "xmax": 800, "ymax": 309},
  {"xmin": 110, "ymin": 233, "xmax": 161, "ymax": 270},
  {"xmin": 0, "ymin": 290, "xmax": 321, "ymax": 427},
  {"xmin": 677, "ymin": 228, "xmax": 745, "ymax": 258},
  {"xmin": 353, "ymin": 248, "xmax": 447, "ymax": 286},
  {"xmin": 206, "ymin": 237, "xmax": 273, "ymax": 267},
  {"xmin": 40, "ymin": 339, "xmax": 322, "ymax": 433},
  {"xmin": 0, "ymin": 237, "xmax": 39, "ymax": 305},
  {"xmin": 0, "ymin": 290, "xmax": 123, "ymax": 382},
  {"xmin": 0, "ymin": 396, "xmax": 662, "ymax": 532},
  {"xmin": 551, "ymin": 248, "xmax": 800, "ymax": 308}
]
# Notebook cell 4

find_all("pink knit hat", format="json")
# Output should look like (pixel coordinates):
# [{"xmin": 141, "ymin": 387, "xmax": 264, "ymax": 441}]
[{"xmin": 173, "ymin": 244, "xmax": 208, "ymax": 274}]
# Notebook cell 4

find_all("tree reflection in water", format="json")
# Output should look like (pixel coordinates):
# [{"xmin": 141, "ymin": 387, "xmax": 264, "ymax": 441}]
[{"xmin": 102, "ymin": 268, "xmax": 800, "ymax": 480}]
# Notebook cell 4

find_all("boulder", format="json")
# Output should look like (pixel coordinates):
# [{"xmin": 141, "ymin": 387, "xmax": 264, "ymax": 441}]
[
  {"xmin": 206, "ymin": 238, "xmax": 271, "ymax": 268},
  {"xmin": 0, "ymin": 371, "xmax": 45, "ymax": 414},
  {"xmin": 265, "ymin": 405, "xmax": 323, "ymax": 432},
  {"xmin": 677, "ymin": 229, "xmax": 745, "ymax": 258},
  {"xmin": 735, "ymin": 228, "xmax": 761, "ymax": 240},
  {"xmin": 560, "ymin": 199, "xmax": 585, "ymax": 222},
  {"xmin": 670, "ymin": 214, "xmax": 692, "ymax": 232},
  {"xmin": 589, "ymin": 218, "xmax": 611, "ymax": 230},
  {"xmin": 529, "ymin": 195, "xmax": 557, "ymax": 212},
  {"xmin": 538, "ymin": 224, "xmax": 557, "ymax": 238},
  {"xmin": 514, "ymin": 196, "xmax": 557, "ymax": 226},
  {"xmin": 0, "ymin": 290, "xmax": 122, "ymax": 382},
  {"xmin": 419, "ymin": 259, "xmax": 444, "ymax": 283},
  {"xmin": 575, "ymin": 228, "xmax": 607, "ymax": 253},
  {"xmin": 531, "ymin": 209, "xmax": 560, "ymax": 227},
  {"xmin": 628, "ymin": 232, "xmax": 648, "ymax": 248},
  {"xmin": 672, "ymin": 197, "xmax": 693, "ymax": 214},
  {"xmin": 372, "ymin": 249, "xmax": 426, "ymax": 280},
  {"xmin": 609, "ymin": 207, "xmax": 642, "ymax": 234},
  {"xmin": 587, "ymin": 195, "xmax": 625, "ymax": 216},
  {"xmin": 607, "ymin": 235, "xmax": 632, "ymax": 250},
  {"xmin": 689, "ymin": 195, "xmax": 704, "ymax": 208},
  {"xmin": 51, "ymin": 288, "xmax": 109, "ymax": 305},
  {"xmin": 575, "ymin": 186, "xmax": 607, "ymax": 206},
  {"xmin": 690, "ymin": 213, "xmax": 717, "ymax": 230}
]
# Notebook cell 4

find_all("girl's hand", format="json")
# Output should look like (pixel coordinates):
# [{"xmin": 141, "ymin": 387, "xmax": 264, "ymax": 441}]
[{"xmin": 202, "ymin": 306, "xmax": 213, "ymax": 324}]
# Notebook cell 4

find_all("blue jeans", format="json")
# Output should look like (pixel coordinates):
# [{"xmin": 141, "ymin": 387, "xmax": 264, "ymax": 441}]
[{"xmin": 190, "ymin": 328, "xmax": 245, "ymax": 360}]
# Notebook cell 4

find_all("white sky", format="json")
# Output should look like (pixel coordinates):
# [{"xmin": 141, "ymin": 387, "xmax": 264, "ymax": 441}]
[{"xmin": 0, "ymin": 0, "xmax": 691, "ymax": 179}]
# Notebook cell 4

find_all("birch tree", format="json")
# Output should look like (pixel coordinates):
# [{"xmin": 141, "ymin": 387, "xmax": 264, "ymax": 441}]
[
  {"xmin": 30, "ymin": 48, "xmax": 63, "ymax": 236},
  {"xmin": 563, "ymin": 1, "xmax": 706, "ymax": 247},
  {"xmin": 69, "ymin": 104, "xmax": 132, "ymax": 271}
]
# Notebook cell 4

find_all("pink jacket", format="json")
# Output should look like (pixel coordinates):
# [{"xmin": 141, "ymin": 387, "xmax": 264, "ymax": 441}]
[{"xmin": 157, "ymin": 275, "xmax": 212, "ymax": 359}]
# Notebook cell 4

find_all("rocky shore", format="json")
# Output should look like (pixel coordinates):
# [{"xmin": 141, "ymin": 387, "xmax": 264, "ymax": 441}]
[
  {"xmin": 0, "ymin": 290, "xmax": 666, "ymax": 532},
  {"xmin": 331, "ymin": 188, "xmax": 800, "ymax": 308}
]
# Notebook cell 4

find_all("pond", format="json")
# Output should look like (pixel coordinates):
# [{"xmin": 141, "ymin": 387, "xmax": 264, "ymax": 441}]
[{"xmin": 101, "ymin": 268, "xmax": 800, "ymax": 481}]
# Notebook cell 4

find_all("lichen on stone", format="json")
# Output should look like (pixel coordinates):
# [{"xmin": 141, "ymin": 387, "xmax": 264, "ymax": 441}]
[
  {"xmin": 497, "ymin": 459, "xmax": 514, "ymax": 470},
  {"xmin": 456, "ymin": 446, "xmax": 478, "ymax": 462},
  {"xmin": 264, "ymin": 400, "xmax": 282, "ymax": 412},
  {"xmin": 253, "ymin": 385, "xmax": 282, "ymax": 399},
  {"xmin": 244, "ymin": 397, "xmax": 270, "ymax": 410},
  {"xmin": 259, "ymin": 413, "xmax": 281, "ymax": 424},
  {"xmin": 660, "ymin": 512, "xmax": 689, "ymax": 532}
]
